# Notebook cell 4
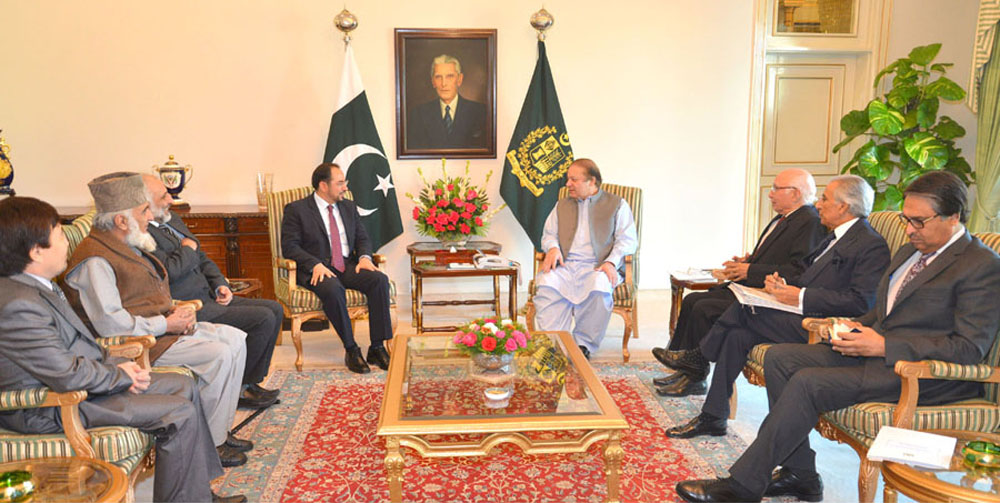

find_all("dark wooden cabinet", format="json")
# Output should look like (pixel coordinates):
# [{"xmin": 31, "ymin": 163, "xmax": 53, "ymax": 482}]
[{"xmin": 173, "ymin": 205, "xmax": 275, "ymax": 302}]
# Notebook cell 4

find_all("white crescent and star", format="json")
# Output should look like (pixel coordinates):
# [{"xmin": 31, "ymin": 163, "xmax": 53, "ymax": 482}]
[{"xmin": 332, "ymin": 143, "xmax": 393, "ymax": 217}]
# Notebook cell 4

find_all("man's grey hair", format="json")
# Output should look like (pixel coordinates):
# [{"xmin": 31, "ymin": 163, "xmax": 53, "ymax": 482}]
[
  {"xmin": 93, "ymin": 208, "xmax": 131, "ymax": 231},
  {"xmin": 829, "ymin": 174, "xmax": 874, "ymax": 218},
  {"xmin": 430, "ymin": 54, "xmax": 462, "ymax": 77}
]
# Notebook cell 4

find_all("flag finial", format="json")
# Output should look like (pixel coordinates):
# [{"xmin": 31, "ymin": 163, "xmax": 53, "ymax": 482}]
[
  {"xmin": 530, "ymin": 7, "xmax": 554, "ymax": 41},
  {"xmin": 334, "ymin": 8, "xmax": 358, "ymax": 43}
]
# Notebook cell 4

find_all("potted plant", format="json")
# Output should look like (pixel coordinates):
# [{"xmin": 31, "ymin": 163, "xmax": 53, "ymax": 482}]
[
  {"xmin": 405, "ymin": 159, "xmax": 506, "ymax": 246},
  {"xmin": 835, "ymin": 43, "xmax": 973, "ymax": 210}
]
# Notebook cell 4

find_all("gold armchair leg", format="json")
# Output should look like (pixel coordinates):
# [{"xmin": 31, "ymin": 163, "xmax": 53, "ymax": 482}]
[{"xmin": 291, "ymin": 317, "xmax": 304, "ymax": 372}]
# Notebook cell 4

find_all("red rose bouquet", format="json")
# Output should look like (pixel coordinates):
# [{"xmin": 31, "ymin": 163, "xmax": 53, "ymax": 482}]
[
  {"xmin": 452, "ymin": 316, "xmax": 529, "ymax": 356},
  {"xmin": 405, "ymin": 159, "xmax": 505, "ymax": 243}
]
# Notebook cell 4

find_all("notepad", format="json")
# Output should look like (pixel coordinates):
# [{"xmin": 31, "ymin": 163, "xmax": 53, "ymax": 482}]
[
  {"xmin": 867, "ymin": 426, "xmax": 956, "ymax": 469},
  {"xmin": 728, "ymin": 283, "xmax": 802, "ymax": 315}
]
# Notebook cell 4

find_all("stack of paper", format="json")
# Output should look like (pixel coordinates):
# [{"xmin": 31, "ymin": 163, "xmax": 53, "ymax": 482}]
[
  {"xmin": 671, "ymin": 268, "xmax": 719, "ymax": 282},
  {"xmin": 867, "ymin": 426, "xmax": 956, "ymax": 469},
  {"xmin": 728, "ymin": 283, "xmax": 802, "ymax": 315}
]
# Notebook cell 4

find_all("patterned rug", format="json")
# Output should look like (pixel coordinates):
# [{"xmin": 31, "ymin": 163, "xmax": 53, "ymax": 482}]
[{"xmin": 212, "ymin": 363, "xmax": 748, "ymax": 502}]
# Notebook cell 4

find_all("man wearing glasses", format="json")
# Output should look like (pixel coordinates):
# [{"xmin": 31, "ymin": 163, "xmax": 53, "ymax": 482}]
[
  {"xmin": 675, "ymin": 171, "xmax": 1000, "ymax": 502},
  {"xmin": 652, "ymin": 168, "xmax": 827, "ymax": 396}
]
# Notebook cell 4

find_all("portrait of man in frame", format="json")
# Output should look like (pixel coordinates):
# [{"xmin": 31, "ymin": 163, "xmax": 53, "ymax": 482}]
[{"xmin": 395, "ymin": 28, "xmax": 497, "ymax": 159}]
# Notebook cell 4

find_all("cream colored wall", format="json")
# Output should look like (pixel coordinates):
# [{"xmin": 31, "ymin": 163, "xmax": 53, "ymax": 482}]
[{"xmin": 0, "ymin": 1, "xmax": 982, "ymax": 295}]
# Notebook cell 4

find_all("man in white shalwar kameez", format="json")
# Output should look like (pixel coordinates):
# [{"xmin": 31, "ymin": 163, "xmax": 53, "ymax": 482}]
[{"xmin": 534, "ymin": 159, "xmax": 637, "ymax": 358}]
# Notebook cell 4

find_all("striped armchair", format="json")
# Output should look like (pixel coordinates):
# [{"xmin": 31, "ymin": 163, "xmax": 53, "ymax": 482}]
[
  {"xmin": 523, "ymin": 183, "xmax": 643, "ymax": 361},
  {"xmin": 265, "ymin": 187, "xmax": 397, "ymax": 371},
  {"xmin": 0, "ymin": 336, "xmax": 192, "ymax": 503},
  {"xmin": 745, "ymin": 230, "xmax": 1000, "ymax": 503}
]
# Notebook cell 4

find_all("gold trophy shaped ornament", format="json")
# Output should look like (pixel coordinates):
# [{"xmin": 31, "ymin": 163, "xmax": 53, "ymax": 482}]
[
  {"xmin": 152, "ymin": 155, "xmax": 194, "ymax": 209},
  {"xmin": 0, "ymin": 131, "xmax": 15, "ymax": 196}
]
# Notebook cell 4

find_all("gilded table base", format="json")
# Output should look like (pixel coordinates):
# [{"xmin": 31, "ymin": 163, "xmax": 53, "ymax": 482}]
[{"xmin": 383, "ymin": 429, "xmax": 626, "ymax": 503}]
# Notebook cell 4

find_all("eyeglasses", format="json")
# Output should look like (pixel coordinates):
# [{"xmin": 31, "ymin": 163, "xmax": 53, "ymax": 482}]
[
  {"xmin": 769, "ymin": 184, "xmax": 798, "ymax": 193},
  {"xmin": 898, "ymin": 213, "xmax": 941, "ymax": 230}
]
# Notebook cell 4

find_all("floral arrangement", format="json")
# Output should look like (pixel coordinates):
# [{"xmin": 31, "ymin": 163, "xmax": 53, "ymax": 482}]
[
  {"xmin": 405, "ymin": 159, "xmax": 505, "ymax": 243},
  {"xmin": 452, "ymin": 317, "xmax": 529, "ymax": 355}
]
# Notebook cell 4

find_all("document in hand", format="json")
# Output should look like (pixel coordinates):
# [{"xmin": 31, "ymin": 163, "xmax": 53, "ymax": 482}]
[
  {"xmin": 671, "ymin": 268, "xmax": 718, "ymax": 282},
  {"xmin": 867, "ymin": 426, "xmax": 956, "ymax": 470},
  {"xmin": 727, "ymin": 283, "xmax": 802, "ymax": 315}
]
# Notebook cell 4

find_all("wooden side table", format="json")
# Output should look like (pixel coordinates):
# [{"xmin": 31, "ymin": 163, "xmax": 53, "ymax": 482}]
[
  {"xmin": 881, "ymin": 430, "xmax": 1000, "ymax": 503},
  {"xmin": 0, "ymin": 457, "xmax": 128, "ymax": 503},
  {"xmin": 668, "ymin": 275, "xmax": 723, "ymax": 337},
  {"xmin": 411, "ymin": 262, "xmax": 517, "ymax": 334},
  {"xmin": 406, "ymin": 241, "xmax": 502, "ymax": 327},
  {"xmin": 229, "ymin": 277, "xmax": 262, "ymax": 298}
]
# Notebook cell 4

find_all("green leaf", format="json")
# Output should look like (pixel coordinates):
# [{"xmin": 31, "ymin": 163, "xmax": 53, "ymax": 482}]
[
  {"xmin": 887, "ymin": 84, "xmax": 920, "ymax": 109},
  {"xmin": 873, "ymin": 191, "xmax": 888, "ymax": 211},
  {"xmin": 899, "ymin": 162, "xmax": 924, "ymax": 187},
  {"xmin": 872, "ymin": 61, "xmax": 898, "ymax": 88},
  {"xmin": 946, "ymin": 156, "xmax": 972, "ymax": 174},
  {"xmin": 931, "ymin": 63, "xmax": 953, "ymax": 73},
  {"xmin": 902, "ymin": 110, "xmax": 918, "ymax": 130},
  {"xmin": 884, "ymin": 185, "xmax": 904, "ymax": 210},
  {"xmin": 858, "ymin": 142, "xmax": 892, "ymax": 180},
  {"xmin": 903, "ymin": 132, "xmax": 949, "ymax": 170},
  {"xmin": 841, "ymin": 109, "xmax": 870, "ymax": 135},
  {"xmin": 925, "ymin": 76, "xmax": 966, "ymax": 100},
  {"xmin": 917, "ymin": 98, "xmax": 939, "ymax": 129},
  {"xmin": 833, "ymin": 134, "xmax": 860, "ymax": 154},
  {"xmin": 868, "ymin": 100, "xmax": 905, "ymax": 135},
  {"xmin": 909, "ymin": 43, "xmax": 941, "ymax": 66},
  {"xmin": 932, "ymin": 116, "xmax": 966, "ymax": 140}
]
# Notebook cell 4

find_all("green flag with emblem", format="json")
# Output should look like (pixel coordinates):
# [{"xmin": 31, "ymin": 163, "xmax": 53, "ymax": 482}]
[
  {"xmin": 500, "ymin": 40, "xmax": 574, "ymax": 251},
  {"xmin": 323, "ymin": 43, "xmax": 402, "ymax": 251}
]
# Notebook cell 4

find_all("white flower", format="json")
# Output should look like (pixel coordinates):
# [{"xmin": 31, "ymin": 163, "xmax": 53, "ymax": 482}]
[
  {"xmin": 500, "ymin": 318, "xmax": 513, "ymax": 326},
  {"xmin": 483, "ymin": 322, "xmax": 498, "ymax": 333}
]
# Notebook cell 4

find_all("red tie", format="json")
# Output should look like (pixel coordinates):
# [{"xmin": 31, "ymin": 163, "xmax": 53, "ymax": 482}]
[{"xmin": 327, "ymin": 204, "xmax": 345, "ymax": 272}]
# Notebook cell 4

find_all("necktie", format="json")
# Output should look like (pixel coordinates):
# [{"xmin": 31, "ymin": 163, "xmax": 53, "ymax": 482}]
[
  {"xmin": 810, "ymin": 233, "xmax": 837, "ymax": 264},
  {"xmin": 327, "ymin": 204, "xmax": 345, "ymax": 273},
  {"xmin": 751, "ymin": 214, "xmax": 786, "ymax": 259},
  {"xmin": 443, "ymin": 105, "xmax": 453, "ymax": 132},
  {"xmin": 897, "ymin": 251, "xmax": 936, "ymax": 294},
  {"xmin": 51, "ymin": 281, "xmax": 67, "ymax": 302}
]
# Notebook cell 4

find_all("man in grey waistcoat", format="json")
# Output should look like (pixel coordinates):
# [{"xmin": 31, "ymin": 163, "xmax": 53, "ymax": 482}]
[
  {"xmin": 533, "ymin": 158, "xmax": 637, "ymax": 359},
  {"xmin": 0, "ymin": 196, "xmax": 246, "ymax": 503}
]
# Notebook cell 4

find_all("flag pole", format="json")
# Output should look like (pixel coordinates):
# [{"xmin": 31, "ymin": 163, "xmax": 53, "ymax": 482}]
[
  {"xmin": 334, "ymin": 7, "xmax": 357, "ymax": 45},
  {"xmin": 530, "ymin": 7, "xmax": 554, "ymax": 41}
]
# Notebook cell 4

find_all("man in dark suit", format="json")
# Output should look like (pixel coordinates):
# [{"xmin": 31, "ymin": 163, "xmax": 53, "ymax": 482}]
[
  {"xmin": 407, "ymin": 54, "xmax": 487, "ymax": 149},
  {"xmin": 281, "ymin": 163, "xmax": 392, "ymax": 374},
  {"xmin": 675, "ymin": 171, "xmax": 1000, "ymax": 502},
  {"xmin": 0, "ymin": 196, "xmax": 246, "ymax": 503},
  {"xmin": 142, "ymin": 174, "xmax": 281, "ymax": 409},
  {"xmin": 664, "ymin": 175, "xmax": 890, "ymax": 442},
  {"xmin": 652, "ymin": 168, "xmax": 827, "ymax": 395}
]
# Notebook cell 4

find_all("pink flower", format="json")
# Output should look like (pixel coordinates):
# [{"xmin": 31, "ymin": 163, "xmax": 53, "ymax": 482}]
[
  {"xmin": 461, "ymin": 211, "xmax": 472, "ymax": 219},
  {"xmin": 435, "ymin": 188, "xmax": 444, "ymax": 196},
  {"xmin": 453, "ymin": 333, "xmax": 464, "ymax": 344},
  {"xmin": 461, "ymin": 332, "xmax": 477, "ymax": 346},
  {"xmin": 485, "ymin": 318, "xmax": 497, "ymax": 324},
  {"xmin": 448, "ymin": 211, "xmax": 460, "ymax": 223},
  {"xmin": 429, "ymin": 207, "xmax": 437, "ymax": 216},
  {"xmin": 504, "ymin": 338, "xmax": 518, "ymax": 352},
  {"xmin": 452, "ymin": 197, "xmax": 464, "ymax": 207},
  {"xmin": 513, "ymin": 331, "xmax": 527, "ymax": 348},
  {"xmin": 481, "ymin": 336, "xmax": 497, "ymax": 351},
  {"xmin": 459, "ymin": 224, "xmax": 471, "ymax": 234},
  {"xmin": 465, "ymin": 203, "xmax": 476, "ymax": 213},
  {"xmin": 446, "ymin": 184, "xmax": 454, "ymax": 191},
  {"xmin": 412, "ymin": 207, "xmax": 421, "ymax": 220},
  {"xmin": 495, "ymin": 330, "xmax": 506, "ymax": 339},
  {"xmin": 435, "ymin": 214, "xmax": 449, "ymax": 225},
  {"xmin": 482, "ymin": 204, "xmax": 489, "ymax": 212},
  {"xmin": 475, "ymin": 217, "xmax": 483, "ymax": 226},
  {"xmin": 447, "ymin": 225, "xmax": 455, "ymax": 230},
  {"xmin": 437, "ymin": 199, "xmax": 449, "ymax": 208},
  {"xmin": 433, "ymin": 224, "xmax": 445, "ymax": 232},
  {"xmin": 466, "ymin": 189, "xmax": 478, "ymax": 200}
]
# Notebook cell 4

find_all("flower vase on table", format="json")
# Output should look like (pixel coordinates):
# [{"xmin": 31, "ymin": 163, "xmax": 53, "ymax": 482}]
[
  {"xmin": 453, "ymin": 317, "xmax": 529, "ymax": 407},
  {"xmin": 406, "ymin": 159, "xmax": 506, "ymax": 245}
]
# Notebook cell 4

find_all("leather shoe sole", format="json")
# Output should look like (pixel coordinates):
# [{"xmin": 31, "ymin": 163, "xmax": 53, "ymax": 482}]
[
  {"xmin": 655, "ymin": 375, "xmax": 707, "ymax": 397},
  {"xmin": 764, "ymin": 468, "xmax": 823, "ymax": 502},
  {"xmin": 652, "ymin": 372, "xmax": 686, "ymax": 387},
  {"xmin": 676, "ymin": 478, "xmax": 761, "ymax": 503},
  {"xmin": 225, "ymin": 434, "xmax": 253, "ymax": 453},
  {"xmin": 217, "ymin": 445, "xmax": 248, "ymax": 468},
  {"xmin": 665, "ymin": 415, "xmax": 727, "ymax": 439},
  {"xmin": 247, "ymin": 383, "xmax": 280, "ymax": 400},
  {"xmin": 237, "ymin": 393, "xmax": 278, "ymax": 410}
]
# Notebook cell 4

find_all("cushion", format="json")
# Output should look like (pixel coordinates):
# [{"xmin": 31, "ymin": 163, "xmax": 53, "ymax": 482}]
[
  {"xmin": 277, "ymin": 276, "xmax": 397, "ymax": 314},
  {"xmin": 0, "ymin": 425, "xmax": 152, "ymax": 471},
  {"xmin": 822, "ymin": 399, "xmax": 1000, "ymax": 446}
]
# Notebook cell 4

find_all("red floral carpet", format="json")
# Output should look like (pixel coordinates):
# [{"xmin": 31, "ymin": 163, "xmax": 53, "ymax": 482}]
[{"xmin": 213, "ymin": 364, "xmax": 747, "ymax": 502}]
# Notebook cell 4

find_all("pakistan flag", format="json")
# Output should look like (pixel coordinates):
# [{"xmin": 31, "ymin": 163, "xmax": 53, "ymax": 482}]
[
  {"xmin": 323, "ymin": 43, "xmax": 402, "ymax": 251},
  {"xmin": 500, "ymin": 40, "xmax": 573, "ymax": 251}
]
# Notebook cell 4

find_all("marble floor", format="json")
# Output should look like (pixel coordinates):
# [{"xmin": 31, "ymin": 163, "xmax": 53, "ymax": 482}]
[{"xmin": 137, "ymin": 289, "xmax": 903, "ymax": 502}]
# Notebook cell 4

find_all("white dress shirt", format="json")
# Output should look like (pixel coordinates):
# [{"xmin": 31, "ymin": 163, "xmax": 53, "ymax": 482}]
[
  {"xmin": 314, "ymin": 193, "xmax": 349, "ymax": 259},
  {"xmin": 886, "ymin": 226, "xmax": 965, "ymax": 313}
]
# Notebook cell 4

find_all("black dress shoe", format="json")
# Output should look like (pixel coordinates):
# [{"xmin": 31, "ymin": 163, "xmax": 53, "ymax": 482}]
[
  {"xmin": 237, "ymin": 388, "xmax": 278, "ymax": 409},
  {"xmin": 676, "ymin": 477, "xmax": 761, "ymax": 503},
  {"xmin": 217, "ymin": 444, "xmax": 248, "ymax": 467},
  {"xmin": 225, "ymin": 433, "xmax": 253, "ymax": 453},
  {"xmin": 578, "ymin": 345, "xmax": 591, "ymax": 360},
  {"xmin": 764, "ymin": 467, "xmax": 823, "ymax": 501},
  {"xmin": 671, "ymin": 348, "xmax": 711, "ymax": 377},
  {"xmin": 366, "ymin": 345, "xmax": 391, "ymax": 370},
  {"xmin": 655, "ymin": 374, "xmax": 708, "ymax": 397},
  {"xmin": 247, "ymin": 383, "xmax": 280, "ymax": 400},
  {"xmin": 345, "ymin": 347, "xmax": 371, "ymax": 374},
  {"xmin": 212, "ymin": 491, "xmax": 249, "ymax": 503},
  {"xmin": 652, "ymin": 347, "xmax": 686, "ymax": 369},
  {"xmin": 653, "ymin": 371, "xmax": 687, "ymax": 387},
  {"xmin": 665, "ymin": 413, "xmax": 727, "ymax": 439}
]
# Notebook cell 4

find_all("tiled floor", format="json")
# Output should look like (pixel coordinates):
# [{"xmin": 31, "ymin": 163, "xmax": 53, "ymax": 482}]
[{"xmin": 138, "ymin": 289, "xmax": 894, "ymax": 502}]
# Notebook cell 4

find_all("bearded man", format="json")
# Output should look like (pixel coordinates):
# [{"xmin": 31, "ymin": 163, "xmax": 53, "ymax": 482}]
[{"xmin": 63, "ymin": 172, "xmax": 252, "ymax": 468}]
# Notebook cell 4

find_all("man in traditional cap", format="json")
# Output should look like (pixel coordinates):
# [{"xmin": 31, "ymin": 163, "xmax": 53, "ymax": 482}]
[
  {"xmin": 0, "ymin": 196, "xmax": 246, "ymax": 503},
  {"xmin": 62, "ymin": 172, "xmax": 252, "ymax": 468},
  {"xmin": 143, "ymin": 174, "xmax": 281, "ymax": 409}
]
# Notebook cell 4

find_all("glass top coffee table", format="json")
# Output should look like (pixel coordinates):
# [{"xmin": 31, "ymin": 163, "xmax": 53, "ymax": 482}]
[
  {"xmin": 881, "ymin": 430, "xmax": 1000, "ymax": 503},
  {"xmin": 376, "ymin": 331, "xmax": 629, "ymax": 503}
]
